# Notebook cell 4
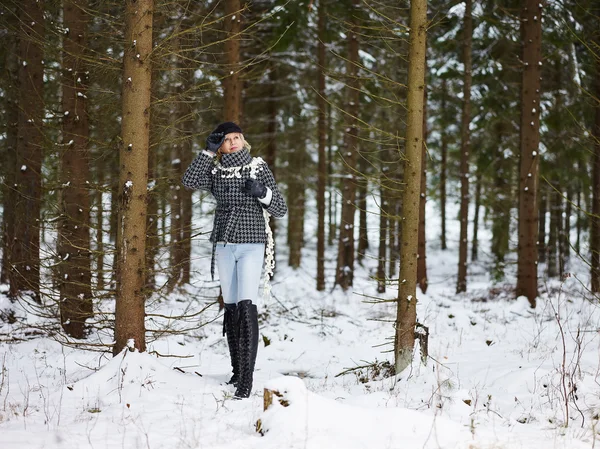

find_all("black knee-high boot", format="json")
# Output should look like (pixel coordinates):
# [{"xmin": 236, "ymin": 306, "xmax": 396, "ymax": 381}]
[
  {"xmin": 223, "ymin": 303, "xmax": 239, "ymax": 385},
  {"xmin": 234, "ymin": 300, "xmax": 259, "ymax": 399}
]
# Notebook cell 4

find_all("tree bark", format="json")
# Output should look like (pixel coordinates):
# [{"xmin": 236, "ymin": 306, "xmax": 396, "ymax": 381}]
[
  {"xmin": 357, "ymin": 156, "xmax": 369, "ymax": 264},
  {"xmin": 114, "ymin": 0, "xmax": 153, "ymax": 355},
  {"xmin": 316, "ymin": 0, "xmax": 327, "ymax": 291},
  {"xmin": 490, "ymin": 125, "xmax": 511, "ymax": 282},
  {"xmin": 456, "ymin": 0, "xmax": 472, "ymax": 294},
  {"xmin": 547, "ymin": 185, "xmax": 560, "ymax": 278},
  {"xmin": 417, "ymin": 86, "xmax": 427, "ymax": 293},
  {"xmin": 395, "ymin": 0, "xmax": 427, "ymax": 374},
  {"xmin": 223, "ymin": 0, "xmax": 242, "ymax": 122},
  {"xmin": 388, "ymin": 199, "xmax": 399, "ymax": 280},
  {"xmin": 145, "ymin": 124, "xmax": 158, "ymax": 291},
  {"xmin": 538, "ymin": 185, "xmax": 547, "ymax": 264},
  {"xmin": 1, "ymin": 11, "xmax": 19, "ymax": 286},
  {"xmin": 592, "ymin": 62, "xmax": 600, "ymax": 290},
  {"xmin": 563, "ymin": 189, "xmax": 571, "ymax": 263},
  {"xmin": 439, "ymin": 78, "xmax": 448, "ymax": 251},
  {"xmin": 288, "ymin": 146, "xmax": 306, "ymax": 269},
  {"xmin": 377, "ymin": 171, "xmax": 388, "ymax": 294},
  {"xmin": 516, "ymin": 0, "xmax": 542, "ymax": 306},
  {"xmin": 179, "ymin": 65, "xmax": 194, "ymax": 285},
  {"xmin": 471, "ymin": 173, "xmax": 481, "ymax": 262},
  {"xmin": 327, "ymin": 103, "xmax": 337, "ymax": 247},
  {"xmin": 95, "ymin": 168, "xmax": 105, "ymax": 292},
  {"xmin": 264, "ymin": 67, "xmax": 278, "ymax": 274},
  {"xmin": 58, "ymin": 0, "xmax": 93, "ymax": 338},
  {"xmin": 335, "ymin": 0, "xmax": 360, "ymax": 290},
  {"xmin": 12, "ymin": 0, "xmax": 45, "ymax": 302},
  {"xmin": 167, "ymin": 137, "xmax": 183, "ymax": 290}
]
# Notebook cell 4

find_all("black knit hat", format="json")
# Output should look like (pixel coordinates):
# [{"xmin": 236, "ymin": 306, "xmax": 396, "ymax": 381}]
[{"xmin": 212, "ymin": 121, "xmax": 243, "ymax": 136}]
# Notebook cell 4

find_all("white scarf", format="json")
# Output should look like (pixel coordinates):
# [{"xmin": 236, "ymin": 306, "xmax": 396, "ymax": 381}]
[{"xmin": 213, "ymin": 156, "xmax": 275, "ymax": 299}]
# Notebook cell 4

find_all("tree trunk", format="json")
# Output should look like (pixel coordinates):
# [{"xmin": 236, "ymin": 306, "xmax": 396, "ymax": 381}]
[
  {"xmin": 145, "ymin": 21, "xmax": 164, "ymax": 293},
  {"xmin": 110, "ymin": 166, "xmax": 119, "ymax": 288},
  {"xmin": 316, "ymin": 0, "xmax": 327, "ymax": 291},
  {"xmin": 145, "ymin": 125, "xmax": 158, "ymax": 291},
  {"xmin": 490, "ymin": 125, "xmax": 511, "ymax": 282},
  {"xmin": 288, "ymin": 146, "xmax": 305, "ymax": 269},
  {"xmin": 264, "ymin": 67, "xmax": 278, "ymax": 274},
  {"xmin": 223, "ymin": 0, "xmax": 242, "ymax": 122},
  {"xmin": 592, "ymin": 61, "xmax": 600, "ymax": 291},
  {"xmin": 95, "ymin": 168, "xmax": 105, "ymax": 292},
  {"xmin": 547, "ymin": 185, "xmax": 559, "ymax": 278},
  {"xmin": 471, "ymin": 173, "xmax": 481, "ymax": 262},
  {"xmin": 12, "ymin": 0, "xmax": 45, "ymax": 302},
  {"xmin": 562, "ymin": 190, "xmax": 571, "ymax": 267},
  {"xmin": 516, "ymin": 0, "xmax": 542, "ymax": 306},
  {"xmin": 113, "ymin": 0, "xmax": 153, "ymax": 355},
  {"xmin": 357, "ymin": 157, "xmax": 369, "ymax": 264},
  {"xmin": 388, "ymin": 199, "xmax": 399, "ymax": 280},
  {"xmin": 439, "ymin": 78, "xmax": 448, "ymax": 251},
  {"xmin": 1, "ymin": 13, "xmax": 19, "ymax": 286},
  {"xmin": 179, "ymin": 64, "xmax": 194, "ymax": 285},
  {"xmin": 417, "ymin": 86, "xmax": 427, "ymax": 293},
  {"xmin": 538, "ymin": 185, "xmax": 547, "ymax": 264},
  {"xmin": 327, "ymin": 103, "xmax": 336, "ymax": 247},
  {"xmin": 575, "ymin": 186, "xmax": 581, "ymax": 254},
  {"xmin": 58, "ymin": 0, "xmax": 93, "ymax": 338},
  {"xmin": 456, "ymin": 0, "xmax": 472, "ymax": 294},
  {"xmin": 377, "ymin": 173, "xmax": 388, "ymax": 294},
  {"xmin": 335, "ymin": 0, "xmax": 360, "ymax": 290},
  {"xmin": 395, "ymin": 0, "xmax": 427, "ymax": 374},
  {"xmin": 167, "ymin": 112, "xmax": 183, "ymax": 291}
]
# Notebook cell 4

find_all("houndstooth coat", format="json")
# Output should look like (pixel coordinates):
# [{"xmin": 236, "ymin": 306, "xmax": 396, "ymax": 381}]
[{"xmin": 182, "ymin": 148, "xmax": 287, "ymax": 278}]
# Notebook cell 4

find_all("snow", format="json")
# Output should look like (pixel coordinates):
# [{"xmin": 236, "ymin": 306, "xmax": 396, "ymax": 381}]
[{"xmin": 0, "ymin": 195, "xmax": 598, "ymax": 449}]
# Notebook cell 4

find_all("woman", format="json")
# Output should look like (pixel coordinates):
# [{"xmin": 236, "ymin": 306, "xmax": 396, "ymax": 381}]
[{"xmin": 182, "ymin": 121, "xmax": 287, "ymax": 399}]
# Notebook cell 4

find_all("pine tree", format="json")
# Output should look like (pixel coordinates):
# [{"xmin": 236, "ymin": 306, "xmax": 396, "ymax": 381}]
[
  {"xmin": 395, "ymin": 0, "xmax": 427, "ymax": 374},
  {"xmin": 114, "ymin": 0, "xmax": 153, "ymax": 355}
]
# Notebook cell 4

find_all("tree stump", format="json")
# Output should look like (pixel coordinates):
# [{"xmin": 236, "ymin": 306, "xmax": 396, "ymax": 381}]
[
  {"xmin": 256, "ymin": 388, "xmax": 289, "ymax": 435},
  {"xmin": 416, "ymin": 323, "xmax": 429, "ymax": 364}
]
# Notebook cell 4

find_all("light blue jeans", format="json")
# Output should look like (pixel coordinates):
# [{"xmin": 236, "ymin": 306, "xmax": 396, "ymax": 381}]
[{"xmin": 216, "ymin": 243, "xmax": 265, "ymax": 308}]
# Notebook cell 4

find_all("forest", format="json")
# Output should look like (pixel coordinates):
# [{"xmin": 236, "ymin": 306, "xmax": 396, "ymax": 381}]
[{"xmin": 0, "ymin": 0, "xmax": 599, "ymax": 447}]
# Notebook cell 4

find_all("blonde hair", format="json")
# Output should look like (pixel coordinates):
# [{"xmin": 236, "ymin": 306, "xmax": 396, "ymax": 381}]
[
  {"xmin": 241, "ymin": 134, "xmax": 251, "ymax": 151},
  {"xmin": 216, "ymin": 133, "xmax": 251, "ymax": 159}
]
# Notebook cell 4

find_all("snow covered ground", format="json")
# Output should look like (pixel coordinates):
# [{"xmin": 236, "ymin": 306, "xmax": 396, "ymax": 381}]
[{"xmin": 0, "ymin": 196, "xmax": 599, "ymax": 449}]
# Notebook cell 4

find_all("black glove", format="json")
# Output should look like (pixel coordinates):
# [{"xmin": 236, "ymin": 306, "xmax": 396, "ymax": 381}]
[
  {"xmin": 242, "ymin": 178, "xmax": 267, "ymax": 199},
  {"xmin": 205, "ymin": 132, "xmax": 225, "ymax": 153}
]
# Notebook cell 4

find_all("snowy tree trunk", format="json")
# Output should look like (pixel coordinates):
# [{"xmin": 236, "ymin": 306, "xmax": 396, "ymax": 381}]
[
  {"xmin": 1, "ymin": 10, "xmax": 18, "ymax": 286},
  {"xmin": 58, "ymin": 0, "xmax": 93, "ymax": 338},
  {"xmin": 439, "ymin": 79, "xmax": 448, "ymax": 251},
  {"xmin": 538, "ymin": 186, "xmax": 547, "ymax": 264},
  {"xmin": 12, "ymin": 0, "xmax": 45, "ymax": 302},
  {"xmin": 335, "ymin": 0, "xmax": 360, "ymax": 290},
  {"xmin": 357, "ymin": 157, "xmax": 369, "ymax": 264},
  {"xmin": 547, "ymin": 186, "xmax": 560, "ymax": 279},
  {"xmin": 395, "ymin": 0, "xmax": 427, "ymax": 375},
  {"xmin": 417, "ymin": 86, "xmax": 428, "ymax": 294},
  {"xmin": 114, "ymin": 0, "xmax": 153, "ymax": 355},
  {"xmin": 377, "ymin": 178, "xmax": 388, "ymax": 294},
  {"xmin": 223, "ymin": 0, "xmax": 242, "ymax": 122},
  {"xmin": 471, "ymin": 174, "xmax": 481, "ymax": 262},
  {"xmin": 516, "ymin": 0, "xmax": 542, "ymax": 306},
  {"xmin": 592, "ymin": 58, "xmax": 600, "ymax": 291},
  {"xmin": 457, "ymin": 0, "xmax": 472, "ymax": 294},
  {"xmin": 179, "ymin": 63, "xmax": 194, "ymax": 285},
  {"xmin": 316, "ymin": 0, "xmax": 327, "ymax": 291}
]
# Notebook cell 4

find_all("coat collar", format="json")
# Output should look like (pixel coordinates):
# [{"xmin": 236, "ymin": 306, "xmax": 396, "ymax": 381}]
[{"xmin": 220, "ymin": 148, "xmax": 252, "ymax": 168}]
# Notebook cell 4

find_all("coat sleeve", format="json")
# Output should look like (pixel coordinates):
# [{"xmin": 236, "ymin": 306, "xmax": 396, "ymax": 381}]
[
  {"xmin": 258, "ymin": 163, "xmax": 287, "ymax": 218},
  {"xmin": 182, "ymin": 150, "xmax": 215, "ymax": 191}
]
